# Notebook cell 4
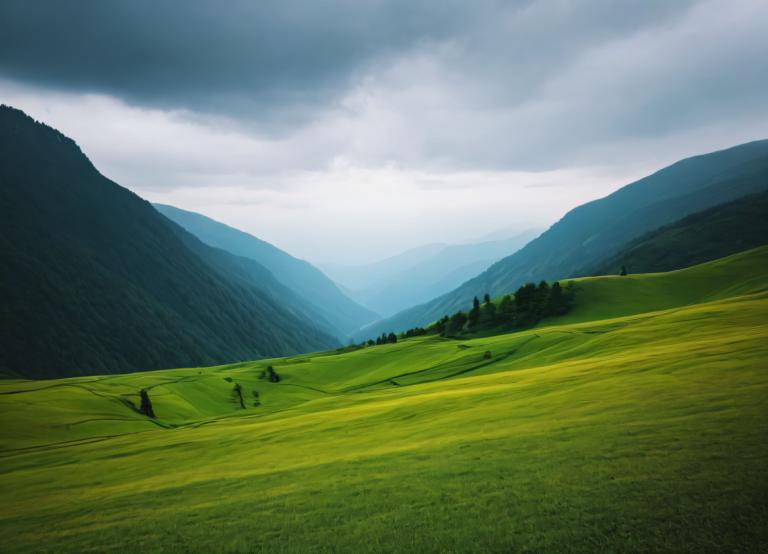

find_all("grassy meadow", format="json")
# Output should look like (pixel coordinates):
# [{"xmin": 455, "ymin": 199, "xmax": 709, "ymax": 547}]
[{"xmin": 1, "ymin": 247, "xmax": 767, "ymax": 552}]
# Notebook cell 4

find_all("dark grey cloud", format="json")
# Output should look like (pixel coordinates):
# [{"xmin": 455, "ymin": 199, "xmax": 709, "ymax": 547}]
[
  {"xmin": 0, "ymin": 0, "xmax": 765, "ymax": 173},
  {"xmin": 0, "ymin": 1, "xmax": 696, "ymax": 127},
  {"xmin": 2, "ymin": 0, "xmax": 765, "ymax": 264},
  {"xmin": 0, "ymin": 0, "xmax": 504, "ymax": 128}
]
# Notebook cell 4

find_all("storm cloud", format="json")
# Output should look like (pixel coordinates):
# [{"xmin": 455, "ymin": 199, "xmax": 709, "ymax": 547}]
[
  {"xmin": 1, "ymin": 0, "xmax": 766, "ymax": 262},
  {"xmin": 0, "ymin": 0, "xmax": 491, "ymax": 127}
]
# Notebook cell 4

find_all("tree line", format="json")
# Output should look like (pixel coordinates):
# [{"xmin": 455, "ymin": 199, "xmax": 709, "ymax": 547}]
[{"xmin": 362, "ymin": 280, "xmax": 575, "ymax": 345}]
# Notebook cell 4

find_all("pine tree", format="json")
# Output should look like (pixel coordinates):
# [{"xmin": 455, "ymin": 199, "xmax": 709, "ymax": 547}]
[
  {"xmin": 498, "ymin": 294, "xmax": 514, "ymax": 321},
  {"xmin": 445, "ymin": 311, "xmax": 468, "ymax": 336},
  {"xmin": 433, "ymin": 315, "xmax": 450, "ymax": 334},
  {"xmin": 514, "ymin": 283, "xmax": 538, "ymax": 326},
  {"xmin": 469, "ymin": 296, "xmax": 481, "ymax": 325},
  {"xmin": 232, "ymin": 383, "xmax": 245, "ymax": 409},
  {"xmin": 535, "ymin": 281, "xmax": 551, "ymax": 318},
  {"xmin": 139, "ymin": 388, "xmax": 155, "ymax": 418},
  {"xmin": 548, "ymin": 281, "xmax": 567, "ymax": 314},
  {"xmin": 483, "ymin": 299, "xmax": 497, "ymax": 322}
]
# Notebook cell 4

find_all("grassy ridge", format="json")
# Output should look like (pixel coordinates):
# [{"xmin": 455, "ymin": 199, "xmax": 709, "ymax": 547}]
[
  {"xmin": 1, "ymin": 248, "xmax": 767, "ymax": 552},
  {"xmin": 552, "ymin": 245, "xmax": 768, "ymax": 325}
]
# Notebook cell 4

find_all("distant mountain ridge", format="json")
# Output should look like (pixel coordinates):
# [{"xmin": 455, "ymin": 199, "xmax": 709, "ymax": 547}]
[
  {"xmin": 321, "ymin": 243, "xmax": 448, "ymax": 292},
  {"xmin": 155, "ymin": 204, "xmax": 378, "ymax": 338},
  {"xmin": 358, "ymin": 139, "xmax": 768, "ymax": 339},
  {"xmin": 0, "ymin": 105, "xmax": 338, "ymax": 378},
  {"xmin": 323, "ymin": 230, "xmax": 539, "ymax": 318}
]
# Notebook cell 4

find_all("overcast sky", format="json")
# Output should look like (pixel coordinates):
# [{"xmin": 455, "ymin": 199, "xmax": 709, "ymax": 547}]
[{"xmin": 1, "ymin": 0, "xmax": 766, "ymax": 264}]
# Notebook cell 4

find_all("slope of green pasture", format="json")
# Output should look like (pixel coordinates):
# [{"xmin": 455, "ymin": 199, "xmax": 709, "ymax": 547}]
[
  {"xmin": 550, "ymin": 245, "xmax": 768, "ymax": 326},
  {"xmin": 0, "ymin": 248, "xmax": 767, "ymax": 553}
]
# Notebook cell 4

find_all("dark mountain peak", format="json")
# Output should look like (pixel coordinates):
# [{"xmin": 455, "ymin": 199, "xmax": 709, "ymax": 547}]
[
  {"xmin": 1, "ymin": 104, "xmax": 78, "ymax": 150},
  {"xmin": 0, "ymin": 104, "xmax": 94, "ymax": 176}
]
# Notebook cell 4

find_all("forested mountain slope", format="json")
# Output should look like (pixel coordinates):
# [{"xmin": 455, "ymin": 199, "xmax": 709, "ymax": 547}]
[
  {"xmin": 156, "ymin": 204, "xmax": 378, "ymax": 337},
  {"xmin": 586, "ymin": 190, "xmax": 768, "ymax": 276},
  {"xmin": 0, "ymin": 105, "xmax": 337, "ymax": 378}
]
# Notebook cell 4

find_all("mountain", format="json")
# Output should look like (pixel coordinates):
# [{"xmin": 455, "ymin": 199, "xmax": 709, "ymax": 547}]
[
  {"xmin": 320, "ymin": 242, "xmax": 448, "ymax": 292},
  {"xmin": 0, "ymin": 105, "xmax": 338, "ymax": 378},
  {"xmin": 359, "ymin": 139, "xmax": 768, "ymax": 338},
  {"xmin": 587, "ymin": 190, "xmax": 768, "ymax": 276},
  {"xmin": 323, "ymin": 230, "xmax": 538, "ymax": 318},
  {"xmin": 163, "ymin": 222, "xmax": 344, "ymax": 339},
  {"xmin": 154, "ymin": 204, "xmax": 377, "ymax": 337},
  {"xmin": 471, "ymin": 223, "xmax": 538, "ymax": 242}
]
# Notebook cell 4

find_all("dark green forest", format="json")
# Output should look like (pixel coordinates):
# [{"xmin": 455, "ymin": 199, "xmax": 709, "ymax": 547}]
[{"xmin": 366, "ymin": 281, "xmax": 574, "ymax": 346}]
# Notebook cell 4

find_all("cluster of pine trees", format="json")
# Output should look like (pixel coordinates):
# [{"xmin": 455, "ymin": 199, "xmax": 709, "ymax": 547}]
[
  {"xmin": 360, "ymin": 280, "xmax": 575, "ymax": 347},
  {"xmin": 431, "ymin": 281, "xmax": 574, "ymax": 337},
  {"xmin": 365, "ymin": 332, "xmax": 398, "ymax": 346},
  {"xmin": 401, "ymin": 327, "xmax": 428, "ymax": 338}
]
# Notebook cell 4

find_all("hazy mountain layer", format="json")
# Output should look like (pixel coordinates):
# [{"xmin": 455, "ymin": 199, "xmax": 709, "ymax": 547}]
[
  {"xmin": 155, "ymin": 204, "xmax": 378, "ymax": 337},
  {"xmin": 325, "ymin": 230, "xmax": 539, "ymax": 318}
]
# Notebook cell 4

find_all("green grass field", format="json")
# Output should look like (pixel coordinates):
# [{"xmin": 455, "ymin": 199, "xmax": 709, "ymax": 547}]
[{"xmin": 1, "ymin": 247, "xmax": 767, "ymax": 553}]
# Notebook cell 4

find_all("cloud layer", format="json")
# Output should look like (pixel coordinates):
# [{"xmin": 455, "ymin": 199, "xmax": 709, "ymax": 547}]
[{"xmin": 1, "ymin": 0, "xmax": 766, "ymax": 263}]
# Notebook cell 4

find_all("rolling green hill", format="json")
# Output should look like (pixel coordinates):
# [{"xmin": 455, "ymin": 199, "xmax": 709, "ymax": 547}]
[
  {"xmin": 155, "ymin": 204, "xmax": 378, "ymax": 337},
  {"xmin": 585, "ymin": 190, "xmax": 768, "ymax": 276},
  {"xmin": 1, "ymin": 247, "xmax": 766, "ymax": 552},
  {"xmin": 361, "ymin": 140, "xmax": 768, "ymax": 339},
  {"xmin": 0, "ymin": 105, "xmax": 337, "ymax": 378}
]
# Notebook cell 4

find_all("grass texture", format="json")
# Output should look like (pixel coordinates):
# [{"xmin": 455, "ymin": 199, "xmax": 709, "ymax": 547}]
[{"xmin": 1, "ymin": 247, "xmax": 767, "ymax": 553}]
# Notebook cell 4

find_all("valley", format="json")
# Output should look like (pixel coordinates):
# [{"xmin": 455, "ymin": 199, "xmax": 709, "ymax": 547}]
[
  {"xmin": 2, "ymin": 248, "xmax": 766, "ymax": 552},
  {"xmin": 1, "ymin": 7, "xmax": 767, "ymax": 549}
]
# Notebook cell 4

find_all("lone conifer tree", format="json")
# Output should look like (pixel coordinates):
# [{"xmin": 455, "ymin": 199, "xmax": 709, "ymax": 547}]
[
  {"xmin": 139, "ymin": 389, "xmax": 155, "ymax": 418},
  {"xmin": 469, "ymin": 296, "xmax": 481, "ymax": 325},
  {"xmin": 620, "ymin": 265, "xmax": 628, "ymax": 276},
  {"xmin": 266, "ymin": 365, "xmax": 281, "ymax": 383},
  {"xmin": 232, "ymin": 383, "xmax": 245, "ymax": 409}
]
